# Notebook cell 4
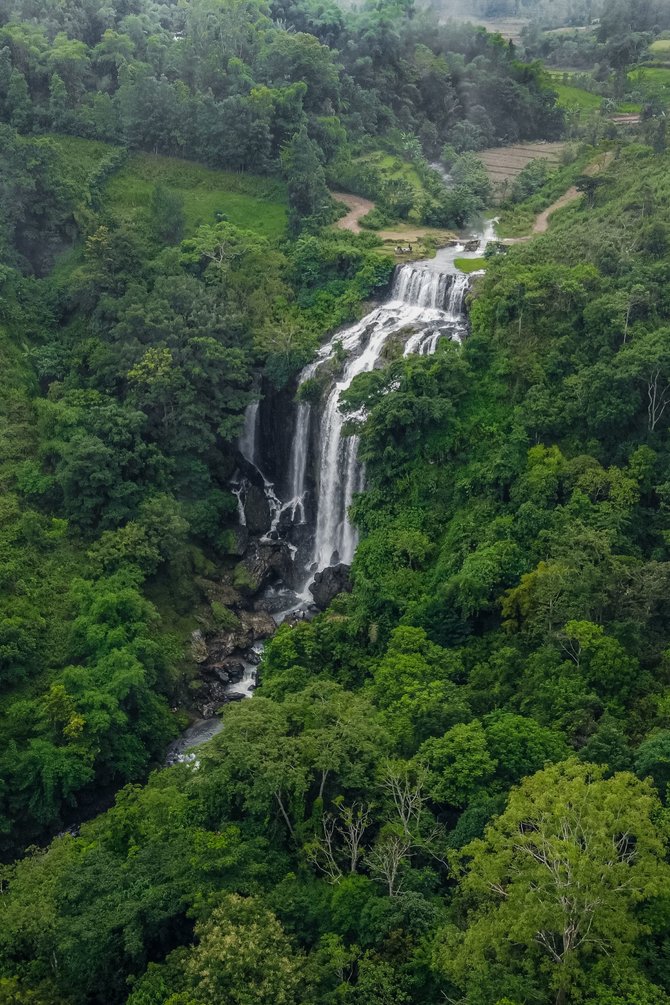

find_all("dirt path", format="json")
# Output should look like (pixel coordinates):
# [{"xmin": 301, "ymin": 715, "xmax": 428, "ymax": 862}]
[
  {"xmin": 532, "ymin": 186, "xmax": 579, "ymax": 234},
  {"xmin": 331, "ymin": 191, "xmax": 375, "ymax": 233},
  {"xmin": 504, "ymin": 151, "xmax": 614, "ymax": 244}
]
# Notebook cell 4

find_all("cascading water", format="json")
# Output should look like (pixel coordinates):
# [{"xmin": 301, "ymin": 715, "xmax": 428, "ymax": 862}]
[
  {"xmin": 291, "ymin": 263, "xmax": 470, "ymax": 582},
  {"xmin": 233, "ymin": 220, "xmax": 494, "ymax": 593},
  {"xmin": 171, "ymin": 228, "xmax": 491, "ymax": 754},
  {"xmin": 236, "ymin": 399, "xmax": 285, "ymax": 535},
  {"xmin": 239, "ymin": 400, "xmax": 260, "ymax": 467}
]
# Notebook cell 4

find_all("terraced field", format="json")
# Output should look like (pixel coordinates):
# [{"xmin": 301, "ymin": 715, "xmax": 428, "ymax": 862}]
[
  {"xmin": 442, "ymin": 13, "xmax": 529, "ymax": 43},
  {"xmin": 477, "ymin": 142, "xmax": 568, "ymax": 187}
]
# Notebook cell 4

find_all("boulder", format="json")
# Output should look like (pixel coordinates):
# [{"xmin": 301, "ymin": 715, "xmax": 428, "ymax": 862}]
[
  {"xmin": 233, "ymin": 540, "xmax": 292, "ymax": 597},
  {"xmin": 206, "ymin": 631, "xmax": 241, "ymax": 661},
  {"xmin": 227, "ymin": 525, "xmax": 249, "ymax": 557},
  {"xmin": 191, "ymin": 629, "xmax": 209, "ymax": 664},
  {"xmin": 243, "ymin": 483, "xmax": 272, "ymax": 534},
  {"xmin": 309, "ymin": 563, "xmax": 352, "ymax": 610},
  {"xmin": 196, "ymin": 576, "xmax": 243, "ymax": 609},
  {"xmin": 208, "ymin": 659, "xmax": 246, "ymax": 684},
  {"xmin": 240, "ymin": 608, "xmax": 277, "ymax": 641}
]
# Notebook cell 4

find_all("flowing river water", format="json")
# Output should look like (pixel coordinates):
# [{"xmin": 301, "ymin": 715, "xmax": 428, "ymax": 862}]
[{"xmin": 167, "ymin": 220, "xmax": 494, "ymax": 761}]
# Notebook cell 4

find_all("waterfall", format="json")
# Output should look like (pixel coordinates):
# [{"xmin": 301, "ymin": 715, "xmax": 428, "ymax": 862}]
[
  {"xmin": 237, "ymin": 399, "xmax": 284, "ymax": 535},
  {"xmin": 293, "ymin": 264, "xmax": 469, "ymax": 580},
  {"xmin": 285, "ymin": 402, "xmax": 311, "ymax": 524},
  {"xmin": 234, "ymin": 219, "xmax": 495, "ymax": 593},
  {"xmin": 390, "ymin": 266, "xmax": 451, "ymax": 309},
  {"xmin": 239, "ymin": 400, "xmax": 260, "ymax": 466}
]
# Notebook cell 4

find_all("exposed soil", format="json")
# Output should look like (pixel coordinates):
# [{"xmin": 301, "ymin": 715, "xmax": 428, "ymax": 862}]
[
  {"xmin": 532, "ymin": 186, "xmax": 579, "ymax": 234},
  {"xmin": 331, "ymin": 192, "xmax": 456, "ymax": 255},
  {"xmin": 332, "ymin": 191, "xmax": 375, "ymax": 233}
]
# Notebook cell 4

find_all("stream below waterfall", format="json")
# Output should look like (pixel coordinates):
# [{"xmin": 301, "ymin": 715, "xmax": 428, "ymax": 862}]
[{"xmin": 167, "ymin": 219, "xmax": 495, "ymax": 762}]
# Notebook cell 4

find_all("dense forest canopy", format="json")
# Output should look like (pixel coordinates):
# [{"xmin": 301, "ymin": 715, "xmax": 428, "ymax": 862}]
[
  {"xmin": 1, "ymin": 0, "xmax": 670, "ymax": 1003},
  {"xmin": 0, "ymin": 0, "xmax": 562, "ymax": 175}
]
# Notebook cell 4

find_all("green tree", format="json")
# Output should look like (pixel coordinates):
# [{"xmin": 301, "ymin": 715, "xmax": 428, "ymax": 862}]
[
  {"xmin": 436, "ymin": 761, "xmax": 670, "ymax": 1005},
  {"xmin": 281, "ymin": 126, "xmax": 330, "ymax": 234},
  {"xmin": 182, "ymin": 894, "xmax": 305, "ymax": 1005}
]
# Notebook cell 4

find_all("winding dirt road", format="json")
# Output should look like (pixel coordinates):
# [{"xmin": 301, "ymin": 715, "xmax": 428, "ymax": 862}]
[
  {"xmin": 331, "ymin": 191, "xmax": 375, "ymax": 233},
  {"xmin": 504, "ymin": 151, "xmax": 614, "ymax": 243}
]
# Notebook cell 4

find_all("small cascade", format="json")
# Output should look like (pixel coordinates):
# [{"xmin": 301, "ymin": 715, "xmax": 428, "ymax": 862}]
[
  {"xmin": 284, "ymin": 402, "xmax": 311, "ymax": 524},
  {"xmin": 390, "ymin": 266, "xmax": 452, "ymax": 309},
  {"xmin": 239, "ymin": 400, "xmax": 260, "ymax": 466},
  {"xmin": 236, "ymin": 399, "xmax": 284, "ymax": 538},
  {"xmin": 232, "ymin": 481, "xmax": 247, "ymax": 526}
]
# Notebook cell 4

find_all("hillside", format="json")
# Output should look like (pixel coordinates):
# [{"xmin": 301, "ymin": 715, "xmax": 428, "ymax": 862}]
[{"xmin": 1, "ymin": 0, "xmax": 670, "ymax": 1004}]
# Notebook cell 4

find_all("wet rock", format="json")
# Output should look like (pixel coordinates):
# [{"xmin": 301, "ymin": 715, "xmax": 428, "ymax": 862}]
[
  {"xmin": 463, "ymin": 239, "xmax": 479, "ymax": 252},
  {"xmin": 243, "ymin": 483, "xmax": 272, "ymax": 534},
  {"xmin": 196, "ymin": 576, "xmax": 243, "ymax": 610},
  {"xmin": 309, "ymin": 563, "xmax": 353, "ymax": 609},
  {"xmin": 227, "ymin": 525, "xmax": 249, "ymax": 557},
  {"xmin": 276, "ymin": 506, "xmax": 296, "ymax": 534},
  {"xmin": 233, "ymin": 540, "xmax": 292, "ymax": 597},
  {"xmin": 191, "ymin": 630, "xmax": 209, "ymax": 664},
  {"xmin": 207, "ymin": 659, "xmax": 246, "ymax": 684},
  {"xmin": 205, "ymin": 609, "xmax": 276, "ymax": 664},
  {"xmin": 221, "ymin": 659, "xmax": 246, "ymax": 682},
  {"xmin": 240, "ymin": 609, "xmax": 277, "ymax": 641},
  {"xmin": 208, "ymin": 664, "xmax": 231, "ymax": 684}
]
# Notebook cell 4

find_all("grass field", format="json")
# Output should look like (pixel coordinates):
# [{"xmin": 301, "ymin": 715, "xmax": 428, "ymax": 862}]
[
  {"xmin": 628, "ymin": 66, "xmax": 670, "ymax": 106},
  {"xmin": 649, "ymin": 39, "xmax": 670, "ymax": 55},
  {"xmin": 42, "ymin": 135, "xmax": 118, "ymax": 186},
  {"xmin": 106, "ymin": 154, "xmax": 287, "ymax": 239},
  {"xmin": 47, "ymin": 136, "xmax": 288, "ymax": 241},
  {"xmin": 552, "ymin": 83, "xmax": 603, "ymax": 110},
  {"xmin": 455, "ymin": 257, "xmax": 487, "ymax": 273}
]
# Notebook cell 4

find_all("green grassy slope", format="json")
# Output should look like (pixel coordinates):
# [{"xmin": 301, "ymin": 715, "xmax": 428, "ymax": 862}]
[
  {"xmin": 105, "ymin": 153, "xmax": 287, "ymax": 239},
  {"xmin": 48, "ymin": 135, "xmax": 288, "ymax": 238}
]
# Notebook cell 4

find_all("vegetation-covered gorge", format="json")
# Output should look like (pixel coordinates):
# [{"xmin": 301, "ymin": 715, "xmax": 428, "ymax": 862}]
[
  {"xmin": 4, "ymin": 1, "xmax": 670, "ymax": 1004},
  {"xmin": 0, "ymin": 0, "xmax": 572, "ymax": 855},
  {"xmin": 3, "ymin": 133, "xmax": 670, "ymax": 1003},
  {"xmin": 0, "ymin": 120, "xmax": 397, "ymax": 853}
]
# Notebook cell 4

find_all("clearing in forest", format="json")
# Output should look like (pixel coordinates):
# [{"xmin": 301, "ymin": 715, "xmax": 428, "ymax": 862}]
[
  {"xmin": 331, "ymin": 193, "xmax": 455, "ymax": 258},
  {"xmin": 106, "ymin": 153, "xmax": 287, "ymax": 239},
  {"xmin": 441, "ymin": 14, "xmax": 529, "ymax": 44},
  {"xmin": 49, "ymin": 135, "xmax": 288, "ymax": 241},
  {"xmin": 503, "ymin": 150, "xmax": 614, "ymax": 243}
]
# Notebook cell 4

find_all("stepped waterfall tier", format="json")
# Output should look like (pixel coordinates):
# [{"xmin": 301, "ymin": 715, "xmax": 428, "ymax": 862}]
[{"xmin": 235, "ymin": 262, "xmax": 471, "ymax": 593}]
